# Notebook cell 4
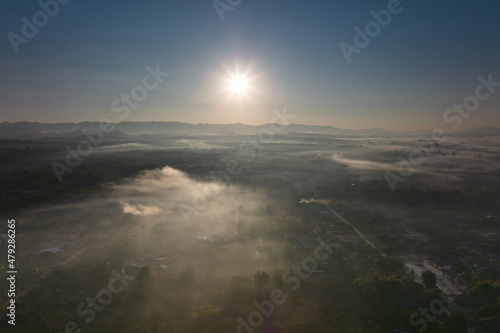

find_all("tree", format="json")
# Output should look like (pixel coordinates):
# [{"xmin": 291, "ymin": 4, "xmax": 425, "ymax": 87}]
[
  {"xmin": 254, "ymin": 270, "xmax": 270, "ymax": 301},
  {"xmin": 136, "ymin": 266, "xmax": 153, "ymax": 285},
  {"xmin": 421, "ymin": 270, "xmax": 437, "ymax": 289},
  {"xmin": 223, "ymin": 275, "xmax": 253, "ymax": 314},
  {"xmin": 134, "ymin": 266, "xmax": 153, "ymax": 302},
  {"xmin": 442, "ymin": 312, "xmax": 467, "ymax": 333},
  {"xmin": 471, "ymin": 280, "xmax": 500, "ymax": 303}
]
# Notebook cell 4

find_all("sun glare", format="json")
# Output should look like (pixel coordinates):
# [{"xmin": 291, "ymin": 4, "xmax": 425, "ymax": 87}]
[
  {"xmin": 217, "ymin": 62, "xmax": 260, "ymax": 105},
  {"xmin": 229, "ymin": 76, "xmax": 249, "ymax": 94}
]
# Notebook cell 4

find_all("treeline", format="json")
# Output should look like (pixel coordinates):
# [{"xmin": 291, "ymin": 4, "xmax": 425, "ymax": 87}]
[{"xmin": 1, "ymin": 242, "xmax": 470, "ymax": 332}]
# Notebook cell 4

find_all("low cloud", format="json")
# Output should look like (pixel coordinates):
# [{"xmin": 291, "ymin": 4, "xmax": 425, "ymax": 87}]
[
  {"xmin": 121, "ymin": 202, "xmax": 161, "ymax": 216},
  {"xmin": 20, "ymin": 166, "xmax": 245, "ymax": 239}
]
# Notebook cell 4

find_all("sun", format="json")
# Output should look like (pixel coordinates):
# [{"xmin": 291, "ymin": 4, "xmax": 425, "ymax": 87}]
[
  {"xmin": 228, "ymin": 76, "xmax": 249, "ymax": 95},
  {"xmin": 216, "ymin": 62, "xmax": 259, "ymax": 105}
]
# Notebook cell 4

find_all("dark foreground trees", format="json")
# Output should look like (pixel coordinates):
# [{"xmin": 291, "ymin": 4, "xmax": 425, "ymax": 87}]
[{"xmin": 421, "ymin": 270, "xmax": 437, "ymax": 289}]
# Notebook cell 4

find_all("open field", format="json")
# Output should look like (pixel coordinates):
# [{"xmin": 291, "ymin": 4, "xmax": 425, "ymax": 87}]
[{"xmin": 1, "ymin": 130, "xmax": 499, "ymax": 332}]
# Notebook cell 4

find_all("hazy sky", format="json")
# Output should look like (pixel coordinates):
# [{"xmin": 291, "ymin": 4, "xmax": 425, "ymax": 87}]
[{"xmin": 1, "ymin": 0, "xmax": 499, "ymax": 130}]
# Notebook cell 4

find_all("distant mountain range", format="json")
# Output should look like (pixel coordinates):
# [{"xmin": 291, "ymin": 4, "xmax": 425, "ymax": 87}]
[
  {"xmin": 0, "ymin": 121, "xmax": 499, "ymax": 139},
  {"xmin": 450, "ymin": 126, "xmax": 500, "ymax": 137},
  {"xmin": 407, "ymin": 126, "xmax": 500, "ymax": 137}
]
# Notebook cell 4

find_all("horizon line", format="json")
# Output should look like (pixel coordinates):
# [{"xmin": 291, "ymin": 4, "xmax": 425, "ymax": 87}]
[{"xmin": 2, "ymin": 120, "xmax": 500, "ymax": 133}]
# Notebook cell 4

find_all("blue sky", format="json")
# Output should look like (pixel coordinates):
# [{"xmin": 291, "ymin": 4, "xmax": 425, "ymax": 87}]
[{"xmin": 1, "ymin": 0, "xmax": 499, "ymax": 130}]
